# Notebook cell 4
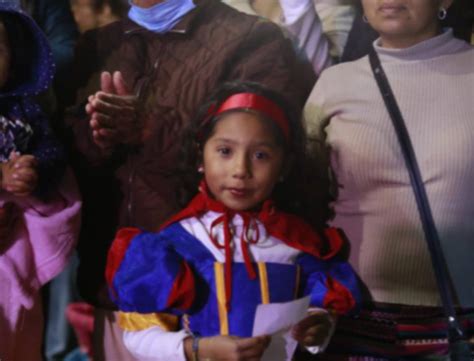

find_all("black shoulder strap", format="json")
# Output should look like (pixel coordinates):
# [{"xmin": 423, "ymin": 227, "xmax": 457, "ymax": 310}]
[{"xmin": 368, "ymin": 46, "xmax": 470, "ymax": 360}]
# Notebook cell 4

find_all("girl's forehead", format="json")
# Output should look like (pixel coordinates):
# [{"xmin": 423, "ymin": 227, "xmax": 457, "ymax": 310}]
[
  {"xmin": 209, "ymin": 111, "xmax": 284, "ymax": 146},
  {"xmin": 214, "ymin": 111, "xmax": 274, "ymax": 133}
]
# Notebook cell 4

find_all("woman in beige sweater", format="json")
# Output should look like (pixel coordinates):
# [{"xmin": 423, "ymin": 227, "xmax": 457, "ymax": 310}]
[{"xmin": 305, "ymin": 0, "xmax": 474, "ymax": 359}]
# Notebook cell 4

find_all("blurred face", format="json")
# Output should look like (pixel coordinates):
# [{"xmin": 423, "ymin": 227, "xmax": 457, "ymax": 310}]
[
  {"xmin": 70, "ymin": 0, "xmax": 100, "ymax": 33},
  {"xmin": 362, "ymin": 0, "xmax": 453, "ymax": 48},
  {"xmin": 202, "ymin": 111, "xmax": 286, "ymax": 211},
  {"xmin": 131, "ymin": 0, "xmax": 165, "ymax": 8},
  {"xmin": 0, "ymin": 21, "xmax": 11, "ymax": 89}
]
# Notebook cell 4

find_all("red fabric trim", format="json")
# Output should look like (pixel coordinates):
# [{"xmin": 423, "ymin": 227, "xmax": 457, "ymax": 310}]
[
  {"xmin": 214, "ymin": 93, "xmax": 290, "ymax": 142},
  {"xmin": 105, "ymin": 227, "xmax": 141, "ymax": 289},
  {"xmin": 323, "ymin": 228, "xmax": 345, "ymax": 259},
  {"xmin": 166, "ymin": 261, "xmax": 195, "ymax": 311},
  {"xmin": 323, "ymin": 276, "xmax": 356, "ymax": 315},
  {"xmin": 160, "ymin": 181, "xmax": 343, "ymax": 260}
]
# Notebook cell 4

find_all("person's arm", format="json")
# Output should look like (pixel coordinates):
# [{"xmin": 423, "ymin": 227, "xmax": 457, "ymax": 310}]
[
  {"xmin": 124, "ymin": 326, "xmax": 271, "ymax": 361},
  {"xmin": 123, "ymin": 327, "xmax": 189, "ymax": 361},
  {"xmin": 279, "ymin": 0, "xmax": 332, "ymax": 75}
]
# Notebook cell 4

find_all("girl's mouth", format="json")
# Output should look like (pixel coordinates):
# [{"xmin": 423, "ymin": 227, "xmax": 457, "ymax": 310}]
[{"xmin": 228, "ymin": 187, "xmax": 248, "ymax": 197}]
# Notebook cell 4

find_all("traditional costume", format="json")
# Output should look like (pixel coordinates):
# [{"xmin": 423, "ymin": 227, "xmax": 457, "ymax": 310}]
[{"xmin": 106, "ymin": 183, "xmax": 360, "ymax": 360}]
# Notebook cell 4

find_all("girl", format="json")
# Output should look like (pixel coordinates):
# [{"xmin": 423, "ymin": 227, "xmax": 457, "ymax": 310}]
[
  {"xmin": 106, "ymin": 81, "xmax": 360, "ymax": 361},
  {"xmin": 0, "ymin": 3, "xmax": 81, "ymax": 360}
]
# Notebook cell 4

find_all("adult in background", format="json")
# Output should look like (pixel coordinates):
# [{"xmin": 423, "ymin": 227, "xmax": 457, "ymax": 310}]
[
  {"xmin": 305, "ymin": 0, "xmax": 474, "ymax": 359},
  {"xmin": 224, "ymin": 0, "xmax": 357, "ymax": 75},
  {"xmin": 341, "ymin": 0, "xmax": 473, "ymax": 62},
  {"xmin": 64, "ymin": 0, "xmax": 315, "ymax": 360},
  {"xmin": 70, "ymin": 0, "xmax": 129, "ymax": 34},
  {"xmin": 20, "ymin": 0, "xmax": 78, "ymax": 107}
]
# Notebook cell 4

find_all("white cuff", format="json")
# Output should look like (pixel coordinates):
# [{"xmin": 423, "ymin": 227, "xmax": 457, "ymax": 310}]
[{"xmin": 123, "ymin": 327, "xmax": 189, "ymax": 361}]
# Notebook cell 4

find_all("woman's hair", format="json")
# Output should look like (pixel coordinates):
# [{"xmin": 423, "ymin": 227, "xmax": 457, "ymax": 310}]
[{"xmin": 178, "ymin": 81, "xmax": 333, "ymax": 230}]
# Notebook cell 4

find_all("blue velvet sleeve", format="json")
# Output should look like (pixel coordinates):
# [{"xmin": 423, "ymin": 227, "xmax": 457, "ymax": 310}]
[
  {"xmin": 110, "ymin": 230, "xmax": 197, "ymax": 315},
  {"xmin": 296, "ymin": 253, "xmax": 361, "ymax": 315}
]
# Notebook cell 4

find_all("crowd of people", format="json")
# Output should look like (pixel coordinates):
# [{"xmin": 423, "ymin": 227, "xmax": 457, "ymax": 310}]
[{"xmin": 0, "ymin": 0, "xmax": 473, "ymax": 360}]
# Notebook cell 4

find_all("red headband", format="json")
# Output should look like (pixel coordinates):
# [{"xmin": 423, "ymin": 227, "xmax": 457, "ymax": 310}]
[{"xmin": 209, "ymin": 93, "xmax": 290, "ymax": 142}]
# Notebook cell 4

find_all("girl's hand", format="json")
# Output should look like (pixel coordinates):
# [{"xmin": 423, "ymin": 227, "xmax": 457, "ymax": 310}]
[
  {"xmin": 1, "ymin": 153, "xmax": 38, "ymax": 196},
  {"xmin": 185, "ymin": 334, "xmax": 271, "ymax": 361},
  {"xmin": 291, "ymin": 309, "xmax": 334, "ymax": 348}
]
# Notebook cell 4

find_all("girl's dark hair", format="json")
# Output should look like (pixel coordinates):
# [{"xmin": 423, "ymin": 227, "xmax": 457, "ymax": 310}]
[
  {"xmin": 178, "ymin": 81, "xmax": 333, "ymax": 230},
  {"xmin": 0, "ymin": 13, "xmax": 33, "ymax": 91}
]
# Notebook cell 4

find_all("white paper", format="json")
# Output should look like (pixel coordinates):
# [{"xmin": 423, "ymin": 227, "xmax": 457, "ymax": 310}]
[{"xmin": 252, "ymin": 296, "xmax": 310, "ymax": 361}]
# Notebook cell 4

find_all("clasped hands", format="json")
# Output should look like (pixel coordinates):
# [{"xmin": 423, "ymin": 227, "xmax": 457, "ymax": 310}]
[
  {"xmin": 86, "ymin": 71, "xmax": 141, "ymax": 150},
  {"xmin": 0, "ymin": 151, "xmax": 37, "ymax": 242}
]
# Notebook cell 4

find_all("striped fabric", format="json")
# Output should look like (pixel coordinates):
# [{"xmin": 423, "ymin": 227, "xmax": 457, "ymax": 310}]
[{"xmin": 308, "ymin": 303, "xmax": 474, "ymax": 360}]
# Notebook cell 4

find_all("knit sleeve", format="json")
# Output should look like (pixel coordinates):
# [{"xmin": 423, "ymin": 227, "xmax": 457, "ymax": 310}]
[
  {"xmin": 304, "ymin": 70, "xmax": 331, "ymax": 145},
  {"xmin": 106, "ymin": 228, "xmax": 197, "ymax": 315}
]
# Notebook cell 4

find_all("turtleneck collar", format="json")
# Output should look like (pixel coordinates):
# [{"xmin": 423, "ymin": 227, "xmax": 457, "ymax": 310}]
[{"xmin": 373, "ymin": 28, "xmax": 471, "ymax": 63}]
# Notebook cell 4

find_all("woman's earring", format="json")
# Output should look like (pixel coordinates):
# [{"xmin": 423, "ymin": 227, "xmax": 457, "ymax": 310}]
[
  {"xmin": 198, "ymin": 166, "xmax": 204, "ymax": 173},
  {"xmin": 438, "ymin": 7, "xmax": 447, "ymax": 20},
  {"xmin": 362, "ymin": 14, "xmax": 369, "ymax": 23}
]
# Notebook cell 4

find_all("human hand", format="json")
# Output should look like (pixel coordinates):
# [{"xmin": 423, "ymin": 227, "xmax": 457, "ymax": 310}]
[
  {"xmin": 186, "ymin": 334, "xmax": 271, "ymax": 361},
  {"xmin": 291, "ymin": 309, "xmax": 335, "ymax": 348},
  {"xmin": 86, "ymin": 71, "xmax": 141, "ymax": 149},
  {"xmin": 1, "ymin": 152, "xmax": 38, "ymax": 196}
]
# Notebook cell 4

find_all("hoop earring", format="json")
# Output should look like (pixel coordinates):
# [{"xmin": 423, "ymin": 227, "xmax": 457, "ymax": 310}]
[
  {"xmin": 438, "ymin": 7, "xmax": 447, "ymax": 20},
  {"xmin": 362, "ymin": 14, "xmax": 369, "ymax": 23}
]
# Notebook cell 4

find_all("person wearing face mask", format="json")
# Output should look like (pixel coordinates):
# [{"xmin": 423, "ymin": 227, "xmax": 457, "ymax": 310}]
[
  {"xmin": 64, "ymin": 1, "xmax": 316, "ymax": 360},
  {"xmin": 305, "ymin": 0, "xmax": 474, "ymax": 359}
]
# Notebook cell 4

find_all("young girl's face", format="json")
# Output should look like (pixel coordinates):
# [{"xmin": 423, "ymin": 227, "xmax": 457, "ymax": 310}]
[
  {"xmin": 0, "ymin": 21, "xmax": 10, "ymax": 89},
  {"xmin": 202, "ymin": 111, "xmax": 286, "ymax": 211}
]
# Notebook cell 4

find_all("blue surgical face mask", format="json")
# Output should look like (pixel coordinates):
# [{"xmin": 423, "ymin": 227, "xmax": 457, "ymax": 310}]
[{"xmin": 128, "ymin": 0, "xmax": 196, "ymax": 34}]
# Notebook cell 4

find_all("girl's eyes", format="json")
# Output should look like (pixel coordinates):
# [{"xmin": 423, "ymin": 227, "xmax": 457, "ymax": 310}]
[
  {"xmin": 217, "ymin": 147, "xmax": 231, "ymax": 156},
  {"xmin": 254, "ymin": 151, "xmax": 269, "ymax": 160},
  {"xmin": 216, "ymin": 147, "xmax": 271, "ymax": 160}
]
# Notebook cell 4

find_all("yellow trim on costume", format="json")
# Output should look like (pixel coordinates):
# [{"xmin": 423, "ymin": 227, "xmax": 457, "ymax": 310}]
[
  {"xmin": 257, "ymin": 262, "xmax": 270, "ymax": 304},
  {"xmin": 117, "ymin": 311, "xmax": 179, "ymax": 332},
  {"xmin": 214, "ymin": 262, "xmax": 229, "ymax": 335},
  {"xmin": 294, "ymin": 265, "xmax": 301, "ymax": 299}
]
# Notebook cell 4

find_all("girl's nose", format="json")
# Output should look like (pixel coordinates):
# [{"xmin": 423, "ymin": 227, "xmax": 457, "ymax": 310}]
[{"xmin": 232, "ymin": 154, "xmax": 251, "ymax": 179}]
